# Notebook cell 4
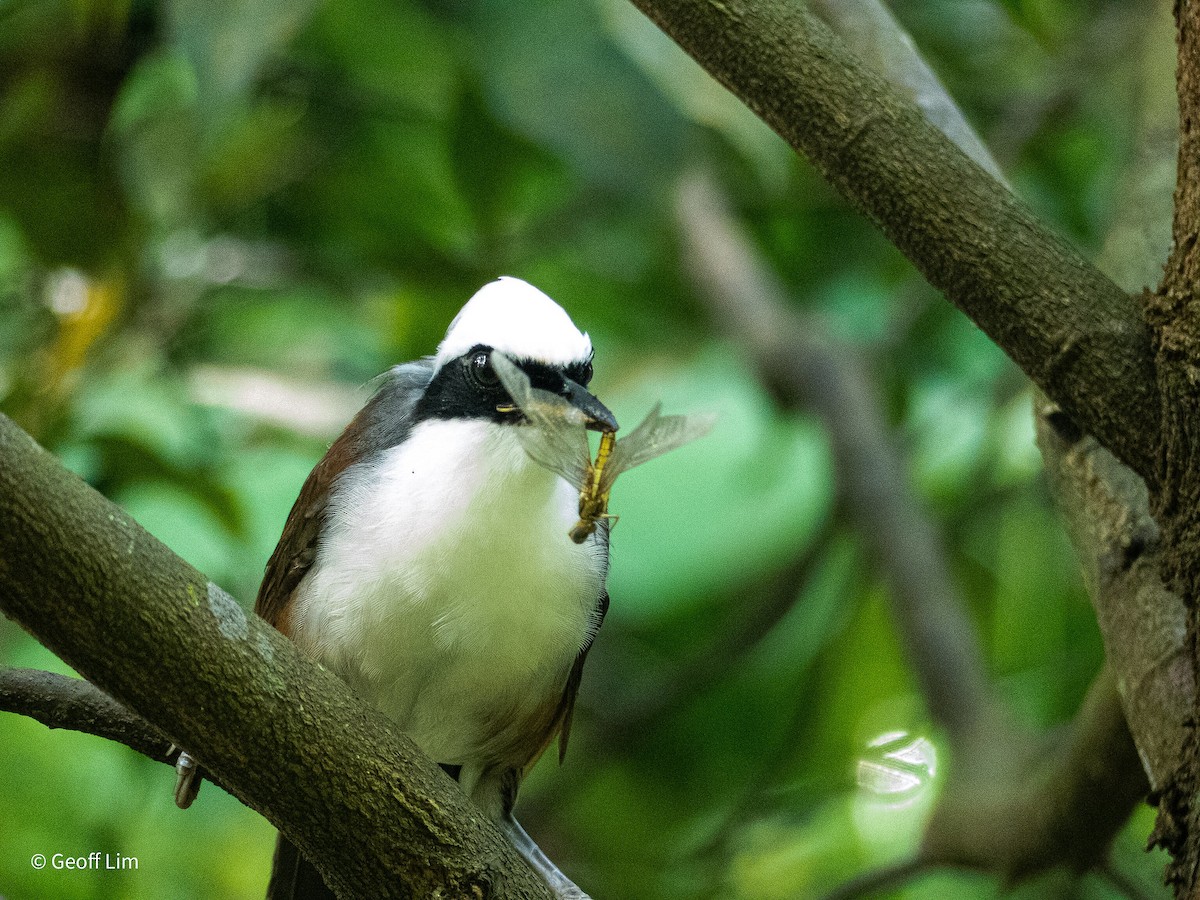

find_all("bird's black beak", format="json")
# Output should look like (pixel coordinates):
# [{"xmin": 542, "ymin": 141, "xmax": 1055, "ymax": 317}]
[{"xmin": 563, "ymin": 379, "xmax": 618, "ymax": 433}]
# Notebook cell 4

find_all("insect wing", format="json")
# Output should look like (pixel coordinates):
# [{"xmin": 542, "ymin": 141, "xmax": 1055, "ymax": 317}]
[
  {"xmin": 492, "ymin": 352, "xmax": 591, "ymax": 491},
  {"xmin": 518, "ymin": 417, "xmax": 591, "ymax": 493},
  {"xmin": 600, "ymin": 404, "xmax": 716, "ymax": 494}
]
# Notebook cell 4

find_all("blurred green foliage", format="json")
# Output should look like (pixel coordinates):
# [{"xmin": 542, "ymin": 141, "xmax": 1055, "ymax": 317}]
[{"xmin": 0, "ymin": 0, "xmax": 1170, "ymax": 897}]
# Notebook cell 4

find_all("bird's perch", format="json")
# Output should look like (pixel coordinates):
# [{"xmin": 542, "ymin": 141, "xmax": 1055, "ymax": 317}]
[{"xmin": 0, "ymin": 412, "xmax": 555, "ymax": 900}]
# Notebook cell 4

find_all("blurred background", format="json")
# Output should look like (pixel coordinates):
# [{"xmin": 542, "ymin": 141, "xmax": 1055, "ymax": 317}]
[{"xmin": 0, "ymin": 0, "xmax": 1171, "ymax": 897}]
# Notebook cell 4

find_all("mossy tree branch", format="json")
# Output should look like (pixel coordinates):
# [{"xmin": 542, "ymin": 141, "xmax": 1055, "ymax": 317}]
[
  {"xmin": 0, "ymin": 414, "xmax": 553, "ymax": 900},
  {"xmin": 628, "ymin": 0, "xmax": 1159, "ymax": 481}
]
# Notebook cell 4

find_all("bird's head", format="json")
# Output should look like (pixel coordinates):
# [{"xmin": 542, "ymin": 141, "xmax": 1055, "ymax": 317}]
[{"xmin": 420, "ymin": 277, "xmax": 618, "ymax": 433}]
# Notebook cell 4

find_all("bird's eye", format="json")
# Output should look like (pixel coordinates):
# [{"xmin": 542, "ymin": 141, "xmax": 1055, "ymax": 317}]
[
  {"xmin": 580, "ymin": 361, "xmax": 594, "ymax": 386},
  {"xmin": 470, "ymin": 351, "xmax": 499, "ymax": 387}
]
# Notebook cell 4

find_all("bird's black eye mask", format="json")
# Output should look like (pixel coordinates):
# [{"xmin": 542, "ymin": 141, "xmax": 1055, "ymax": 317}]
[
  {"xmin": 503, "ymin": 353, "xmax": 593, "ymax": 391},
  {"xmin": 466, "ymin": 344, "xmax": 586, "ymax": 393},
  {"xmin": 415, "ymin": 345, "xmax": 595, "ymax": 425}
]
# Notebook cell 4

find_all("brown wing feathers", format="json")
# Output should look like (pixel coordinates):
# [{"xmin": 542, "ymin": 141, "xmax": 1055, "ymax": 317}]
[
  {"xmin": 257, "ymin": 363, "xmax": 432, "ymax": 634},
  {"xmin": 256, "ymin": 408, "xmax": 372, "ymax": 633}
]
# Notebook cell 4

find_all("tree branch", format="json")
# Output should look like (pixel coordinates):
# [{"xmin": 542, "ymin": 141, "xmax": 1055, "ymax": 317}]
[
  {"xmin": 0, "ymin": 668, "xmax": 176, "ymax": 764},
  {"xmin": 677, "ymin": 168, "xmax": 1151, "ymax": 887},
  {"xmin": 0, "ymin": 414, "xmax": 553, "ymax": 900},
  {"xmin": 676, "ymin": 168, "xmax": 991, "ymax": 742},
  {"xmin": 923, "ymin": 665, "xmax": 1149, "ymax": 879},
  {"xmin": 808, "ymin": 0, "xmax": 1167, "ymax": 879},
  {"xmin": 652, "ymin": 0, "xmax": 1166, "ymax": 888},
  {"xmin": 1039, "ymin": 89, "xmax": 1181, "ymax": 828},
  {"xmin": 1035, "ymin": 396, "xmax": 1191, "ymax": 793},
  {"xmin": 1143, "ymin": 1, "xmax": 1200, "ymax": 889},
  {"xmin": 630, "ymin": 0, "xmax": 1160, "ymax": 479},
  {"xmin": 806, "ymin": 0, "xmax": 1007, "ymax": 186},
  {"xmin": 818, "ymin": 0, "xmax": 1176, "ymax": 882},
  {"xmin": 1167, "ymin": 0, "xmax": 1200, "ymax": 269}
]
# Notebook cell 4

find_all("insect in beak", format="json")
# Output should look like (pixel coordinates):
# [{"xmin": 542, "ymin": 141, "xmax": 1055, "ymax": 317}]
[{"xmin": 489, "ymin": 349, "xmax": 715, "ymax": 543}]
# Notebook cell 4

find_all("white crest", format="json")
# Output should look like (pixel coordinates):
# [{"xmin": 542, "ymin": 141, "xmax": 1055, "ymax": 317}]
[{"xmin": 434, "ymin": 277, "xmax": 592, "ymax": 371}]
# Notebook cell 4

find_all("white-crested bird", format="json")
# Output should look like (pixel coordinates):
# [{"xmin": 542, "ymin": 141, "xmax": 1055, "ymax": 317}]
[{"xmin": 189, "ymin": 277, "xmax": 615, "ymax": 898}]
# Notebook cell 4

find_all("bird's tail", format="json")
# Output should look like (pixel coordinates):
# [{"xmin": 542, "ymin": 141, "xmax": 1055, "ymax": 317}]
[{"xmin": 266, "ymin": 833, "xmax": 335, "ymax": 900}]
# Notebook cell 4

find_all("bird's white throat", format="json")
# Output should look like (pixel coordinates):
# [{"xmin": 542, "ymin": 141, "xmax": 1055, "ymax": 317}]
[{"xmin": 289, "ymin": 418, "xmax": 606, "ymax": 765}]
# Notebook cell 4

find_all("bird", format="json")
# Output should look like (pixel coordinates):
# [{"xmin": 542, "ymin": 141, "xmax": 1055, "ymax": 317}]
[{"xmin": 250, "ymin": 276, "xmax": 615, "ymax": 898}]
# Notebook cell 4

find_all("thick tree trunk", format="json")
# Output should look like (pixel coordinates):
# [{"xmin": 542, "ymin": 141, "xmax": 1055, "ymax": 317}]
[{"xmin": 1147, "ymin": 3, "xmax": 1200, "ymax": 891}]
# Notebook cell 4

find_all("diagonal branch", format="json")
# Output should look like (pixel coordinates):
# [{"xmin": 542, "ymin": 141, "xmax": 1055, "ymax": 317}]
[
  {"xmin": 629, "ymin": 0, "xmax": 1159, "ymax": 480},
  {"xmin": 0, "ymin": 414, "xmax": 554, "ymax": 900},
  {"xmin": 676, "ymin": 168, "xmax": 991, "ymax": 743},
  {"xmin": 678, "ymin": 167, "xmax": 1153, "ymax": 888},
  {"xmin": 806, "ymin": 0, "xmax": 1007, "ymax": 186},
  {"xmin": 817, "ymin": 0, "xmax": 1185, "ymax": 788},
  {"xmin": 675, "ymin": 53, "xmax": 1169, "ymax": 856}
]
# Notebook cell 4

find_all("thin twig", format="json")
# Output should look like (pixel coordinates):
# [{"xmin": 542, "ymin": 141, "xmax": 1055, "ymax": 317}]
[{"xmin": 0, "ymin": 667, "xmax": 176, "ymax": 763}]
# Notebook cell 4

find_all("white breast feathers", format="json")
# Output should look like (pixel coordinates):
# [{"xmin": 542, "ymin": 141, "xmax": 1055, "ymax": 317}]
[{"xmin": 288, "ymin": 418, "xmax": 608, "ymax": 768}]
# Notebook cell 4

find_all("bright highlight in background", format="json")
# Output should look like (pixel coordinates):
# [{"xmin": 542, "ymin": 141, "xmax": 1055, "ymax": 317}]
[
  {"xmin": 856, "ymin": 730, "xmax": 938, "ymax": 804},
  {"xmin": 853, "ymin": 730, "xmax": 940, "ymax": 860}
]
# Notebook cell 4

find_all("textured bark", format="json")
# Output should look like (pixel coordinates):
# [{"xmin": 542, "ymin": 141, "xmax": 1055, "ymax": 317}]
[
  {"xmin": 1036, "ymin": 400, "xmax": 1191, "ymax": 792},
  {"xmin": 1149, "ymin": 1, "xmax": 1200, "ymax": 605},
  {"xmin": 634, "ymin": 0, "xmax": 1200, "ymax": 887},
  {"xmin": 0, "ymin": 668, "xmax": 177, "ymax": 764},
  {"xmin": 0, "ymin": 414, "xmax": 553, "ymax": 900},
  {"xmin": 807, "ymin": 0, "xmax": 1007, "ymax": 186},
  {"xmin": 1027, "ymin": 0, "xmax": 1188, "ymax": 806},
  {"xmin": 1147, "ymin": 2, "xmax": 1200, "ymax": 891},
  {"xmin": 629, "ymin": 0, "xmax": 1159, "ymax": 481}
]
